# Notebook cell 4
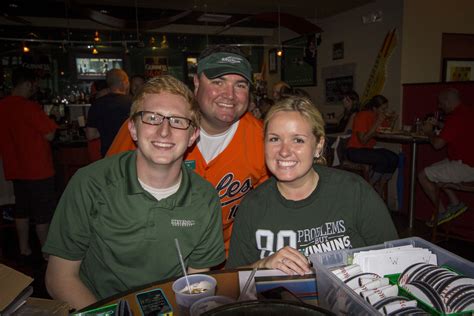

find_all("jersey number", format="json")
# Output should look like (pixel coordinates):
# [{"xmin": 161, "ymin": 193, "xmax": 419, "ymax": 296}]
[{"xmin": 256, "ymin": 229, "xmax": 296, "ymax": 259}]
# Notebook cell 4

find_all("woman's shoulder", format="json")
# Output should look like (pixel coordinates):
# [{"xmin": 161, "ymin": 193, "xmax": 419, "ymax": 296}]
[{"xmin": 316, "ymin": 164, "xmax": 368, "ymax": 188}]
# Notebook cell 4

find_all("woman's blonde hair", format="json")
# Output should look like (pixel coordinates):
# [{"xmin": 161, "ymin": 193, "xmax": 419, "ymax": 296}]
[
  {"xmin": 130, "ymin": 75, "xmax": 200, "ymax": 127},
  {"xmin": 264, "ymin": 96, "xmax": 326, "ymax": 165}
]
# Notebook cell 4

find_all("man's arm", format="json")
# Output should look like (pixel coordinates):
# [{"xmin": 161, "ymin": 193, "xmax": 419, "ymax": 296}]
[
  {"xmin": 45, "ymin": 256, "xmax": 97, "ymax": 310},
  {"xmin": 85, "ymin": 127, "xmax": 100, "ymax": 140},
  {"xmin": 423, "ymin": 121, "xmax": 447, "ymax": 150}
]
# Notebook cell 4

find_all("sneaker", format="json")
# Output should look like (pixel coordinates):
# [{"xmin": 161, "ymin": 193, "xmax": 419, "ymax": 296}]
[
  {"xmin": 425, "ymin": 203, "xmax": 468, "ymax": 227},
  {"xmin": 436, "ymin": 203, "xmax": 468, "ymax": 226}
]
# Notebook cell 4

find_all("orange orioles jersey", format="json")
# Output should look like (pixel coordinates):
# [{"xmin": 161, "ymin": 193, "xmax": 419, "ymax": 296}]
[{"xmin": 107, "ymin": 112, "xmax": 269, "ymax": 255}]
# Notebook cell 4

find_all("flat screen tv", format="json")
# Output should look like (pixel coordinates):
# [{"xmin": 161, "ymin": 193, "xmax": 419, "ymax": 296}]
[{"xmin": 76, "ymin": 57, "xmax": 123, "ymax": 80}]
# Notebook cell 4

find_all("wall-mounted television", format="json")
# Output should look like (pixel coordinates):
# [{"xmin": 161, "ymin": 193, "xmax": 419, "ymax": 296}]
[{"xmin": 75, "ymin": 56, "xmax": 123, "ymax": 80}]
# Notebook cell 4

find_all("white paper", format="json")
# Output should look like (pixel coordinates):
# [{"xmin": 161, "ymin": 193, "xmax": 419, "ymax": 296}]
[{"xmin": 353, "ymin": 247, "xmax": 437, "ymax": 276}]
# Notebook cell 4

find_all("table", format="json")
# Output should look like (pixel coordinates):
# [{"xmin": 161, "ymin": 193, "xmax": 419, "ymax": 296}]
[
  {"xmin": 375, "ymin": 132, "xmax": 430, "ymax": 230},
  {"xmin": 78, "ymin": 270, "xmax": 240, "ymax": 315}
]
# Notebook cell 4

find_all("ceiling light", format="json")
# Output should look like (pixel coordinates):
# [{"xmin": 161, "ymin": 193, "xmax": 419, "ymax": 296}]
[
  {"xmin": 22, "ymin": 42, "xmax": 29, "ymax": 53},
  {"xmin": 276, "ymin": 49, "xmax": 283, "ymax": 57}
]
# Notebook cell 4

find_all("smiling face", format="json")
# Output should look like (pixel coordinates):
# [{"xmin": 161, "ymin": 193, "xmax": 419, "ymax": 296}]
[
  {"xmin": 128, "ymin": 91, "xmax": 199, "ymax": 174},
  {"xmin": 265, "ymin": 111, "xmax": 324, "ymax": 186},
  {"xmin": 193, "ymin": 73, "xmax": 249, "ymax": 134}
]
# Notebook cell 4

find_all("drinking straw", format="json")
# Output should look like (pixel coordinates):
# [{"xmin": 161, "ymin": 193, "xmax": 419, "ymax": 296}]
[
  {"xmin": 175, "ymin": 238, "xmax": 191, "ymax": 293},
  {"xmin": 238, "ymin": 267, "xmax": 258, "ymax": 301}
]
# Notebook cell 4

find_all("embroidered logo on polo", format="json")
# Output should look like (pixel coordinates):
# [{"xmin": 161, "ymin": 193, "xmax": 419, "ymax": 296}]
[
  {"xmin": 171, "ymin": 219, "xmax": 196, "ymax": 227},
  {"xmin": 219, "ymin": 56, "xmax": 243, "ymax": 64},
  {"xmin": 256, "ymin": 219, "xmax": 353, "ymax": 259},
  {"xmin": 184, "ymin": 160, "xmax": 196, "ymax": 170}
]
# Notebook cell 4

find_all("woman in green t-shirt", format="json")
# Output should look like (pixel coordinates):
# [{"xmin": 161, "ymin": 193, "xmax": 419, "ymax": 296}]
[{"xmin": 226, "ymin": 96, "xmax": 398, "ymax": 275}]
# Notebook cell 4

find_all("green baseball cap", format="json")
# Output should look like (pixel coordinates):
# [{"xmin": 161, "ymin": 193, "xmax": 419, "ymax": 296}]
[{"xmin": 197, "ymin": 52, "xmax": 253, "ymax": 84}]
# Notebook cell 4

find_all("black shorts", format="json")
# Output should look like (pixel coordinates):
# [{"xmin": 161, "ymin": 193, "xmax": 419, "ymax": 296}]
[{"xmin": 12, "ymin": 177, "xmax": 57, "ymax": 224}]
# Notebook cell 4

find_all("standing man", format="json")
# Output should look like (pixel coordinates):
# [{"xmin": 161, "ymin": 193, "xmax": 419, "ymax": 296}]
[
  {"xmin": 130, "ymin": 74, "xmax": 146, "ymax": 97},
  {"xmin": 108, "ymin": 46, "xmax": 269, "ymax": 255},
  {"xmin": 86, "ymin": 68, "xmax": 132, "ymax": 157},
  {"xmin": 44, "ymin": 76, "xmax": 225, "ymax": 310},
  {"xmin": 0, "ymin": 67, "xmax": 58, "ymax": 261},
  {"xmin": 418, "ymin": 89, "xmax": 474, "ymax": 225}
]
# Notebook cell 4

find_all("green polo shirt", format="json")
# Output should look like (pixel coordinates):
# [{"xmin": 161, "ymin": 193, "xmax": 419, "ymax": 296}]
[{"xmin": 43, "ymin": 151, "xmax": 225, "ymax": 300}]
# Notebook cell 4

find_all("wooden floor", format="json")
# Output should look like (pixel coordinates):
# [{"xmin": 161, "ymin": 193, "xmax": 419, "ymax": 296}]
[{"xmin": 0, "ymin": 206, "xmax": 473, "ymax": 300}]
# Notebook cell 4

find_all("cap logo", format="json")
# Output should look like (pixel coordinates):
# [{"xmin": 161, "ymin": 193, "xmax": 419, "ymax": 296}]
[{"xmin": 219, "ymin": 56, "xmax": 243, "ymax": 64}]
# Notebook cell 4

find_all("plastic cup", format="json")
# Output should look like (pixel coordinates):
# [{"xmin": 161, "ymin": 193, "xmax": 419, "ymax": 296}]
[
  {"xmin": 172, "ymin": 274, "xmax": 217, "ymax": 316},
  {"xmin": 190, "ymin": 295, "xmax": 236, "ymax": 316}
]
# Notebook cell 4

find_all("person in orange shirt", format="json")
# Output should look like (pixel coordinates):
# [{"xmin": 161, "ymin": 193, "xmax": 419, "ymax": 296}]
[
  {"xmin": 0, "ymin": 68, "xmax": 58, "ymax": 261},
  {"xmin": 346, "ymin": 95, "xmax": 398, "ymax": 196},
  {"xmin": 107, "ymin": 46, "xmax": 269, "ymax": 255}
]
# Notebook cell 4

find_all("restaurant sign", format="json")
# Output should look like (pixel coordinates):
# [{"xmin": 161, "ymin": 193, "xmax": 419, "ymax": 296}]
[{"xmin": 144, "ymin": 57, "xmax": 168, "ymax": 78}]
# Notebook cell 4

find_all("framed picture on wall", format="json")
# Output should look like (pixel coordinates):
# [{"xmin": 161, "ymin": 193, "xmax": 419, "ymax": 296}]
[
  {"xmin": 282, "ymin": 35, "xmax": 317, "ymax": 87},
  {"xmin": 268, "ymin": 49, "xmax": 277, "ymax": 73},
  {"xmin": 325, "ymin": 75, "xmax": 354, "ymax": 103},
  {"xmin": 442, "ymin": 58, "xmax": 474, "ymax": 82}
]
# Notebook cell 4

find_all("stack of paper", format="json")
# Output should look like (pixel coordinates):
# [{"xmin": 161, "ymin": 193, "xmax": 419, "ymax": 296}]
[{"xmin": 352, "ymin": 245, "xmax": 437, "ymax": 277}]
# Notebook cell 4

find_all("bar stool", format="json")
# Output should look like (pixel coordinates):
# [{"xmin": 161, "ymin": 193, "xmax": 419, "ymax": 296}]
[{"xmin": 431, "ymin": 181, "xmax": 474, "ymax": 242}]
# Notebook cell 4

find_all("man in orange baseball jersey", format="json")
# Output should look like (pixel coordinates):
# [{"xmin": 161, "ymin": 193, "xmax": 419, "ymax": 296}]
[{"xmin": 107, "ymin": 46, "xmax": 269, "ymax": 254}]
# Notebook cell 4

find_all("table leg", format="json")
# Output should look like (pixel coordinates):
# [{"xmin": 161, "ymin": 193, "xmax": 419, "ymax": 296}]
[{"xmin": 409, "ymin": 142, "xmax": 418, "ymax": 229}]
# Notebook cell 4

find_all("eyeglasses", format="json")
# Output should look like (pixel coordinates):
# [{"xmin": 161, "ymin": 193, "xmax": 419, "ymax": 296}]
[{"xmin": 134, "ymin": 111, "xmax": 194, "ymax": 130}]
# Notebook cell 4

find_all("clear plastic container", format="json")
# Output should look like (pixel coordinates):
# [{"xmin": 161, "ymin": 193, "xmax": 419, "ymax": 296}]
[{"xmin": 310, "ymin": 237, "xmax": 474, "ymax": 315}]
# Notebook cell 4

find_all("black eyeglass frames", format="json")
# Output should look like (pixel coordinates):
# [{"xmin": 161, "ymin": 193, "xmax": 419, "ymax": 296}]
[{"xmin": 134, "ymin": 111, "xmax": 194, "ymax": 130}]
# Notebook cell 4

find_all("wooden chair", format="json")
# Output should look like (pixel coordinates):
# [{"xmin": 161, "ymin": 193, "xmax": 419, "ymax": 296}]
[{"xmin": 432, "ymin": 181, "xmax": 474, "ymax": 242}]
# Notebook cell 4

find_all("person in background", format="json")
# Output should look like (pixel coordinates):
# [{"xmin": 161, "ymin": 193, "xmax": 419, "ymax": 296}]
[
  {"xmin": 345, "ymin": 95, "xmax": 398, "ymax": 196},
  {"xmin": 337, "ymin": 90, "xmax": 360, "ymax": 134},
  {"xmin": 248, "ymin": 92, "xmax": 262, "ymax": 119},
  {"xmin": 106, "ymin": 45, "xmax": 269, "ymax": 257},
  {"xmin": 43, "ymin": 76, "xmax": 225, "ymax": 310},
  {"xmin": 86, "ymin": 69, "xmax": 132, "ymax": 157},
  {"xmin": 418, "ymin": 89, "xmax": 474, "ymax": 226},
  {"xmin": 90, "ymin": 80, "xmax": 108, "ymax": 102},
  {"xmin": 130, "ymin": 74, "xmax": 145, "ymax": 97},
  {"xmin": 226, "ymin": 97, "xmax": 397, "ymax": 274},
  {"xmin": 327, "ymin": 90, "xmax": 360, "ymax": 135},
  {"xmin": 258, "ymin": 97, "xmax": 275, "ymax": 120},
  {"xmin": 0, "ymin": 67, "xmax": 58, "ymax": 262},
  {"xmin": 272, "ymin": 81, "xmax": 291, "ymax": 101}
]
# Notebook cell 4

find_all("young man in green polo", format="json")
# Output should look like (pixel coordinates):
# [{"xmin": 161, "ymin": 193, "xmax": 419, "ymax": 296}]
[{"xmin": 43, "ymin": 76, "xmax": 225, "ymax": 310}]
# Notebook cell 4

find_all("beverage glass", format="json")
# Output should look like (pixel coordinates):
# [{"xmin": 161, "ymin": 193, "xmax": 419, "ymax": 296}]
[{"xmin": 172, "ymin": 274, "xmax": 216, "ymax": 316}]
